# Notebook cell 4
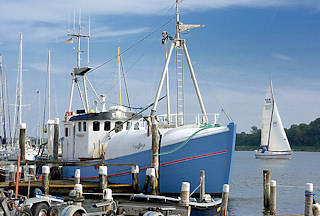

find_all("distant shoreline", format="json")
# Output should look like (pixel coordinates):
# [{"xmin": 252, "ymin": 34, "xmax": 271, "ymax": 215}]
[{"xmin": 235, "ymin": 146, "xmax": 320, "ymax": 152}]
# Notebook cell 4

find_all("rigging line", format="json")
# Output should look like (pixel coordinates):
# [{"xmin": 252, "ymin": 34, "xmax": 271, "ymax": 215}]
[
  {"xmin": 119, "ymin": 56, "xmax": 131, "ymax": 109},
  {"xmin": 87, "ymin": 17, "xmax": 175, "ymax": 75},
  {"xmin": 0, "ymin": 57, "xmax": 6, "ymax": 139}
]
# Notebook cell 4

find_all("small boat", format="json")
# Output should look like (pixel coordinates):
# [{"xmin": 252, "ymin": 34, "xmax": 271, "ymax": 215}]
[{"xmin": 255, "ymin": 80, "xmax": 292, "ymax": 159}]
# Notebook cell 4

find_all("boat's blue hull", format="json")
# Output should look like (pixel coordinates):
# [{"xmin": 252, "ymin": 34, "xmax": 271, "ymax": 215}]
[{"xmin": 63, "ymin": 122, "xmax": 236, "ymax": 194}]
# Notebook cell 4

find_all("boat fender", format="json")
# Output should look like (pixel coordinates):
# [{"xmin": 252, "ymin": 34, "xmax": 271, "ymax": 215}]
[
  {"xmin": 61, "ymin": 205, "xmax": 87, "ymax": 216},
  {"xmin": 313, "ymin": 203, "xmax": 320, "ymax": 216},
  {"xmin": 103, "ymin": 188, "xmax": 113, "ymax": 201},
  {"xmin": 143, "ymin": 211, "xmax": 164, "ymax": 216}
]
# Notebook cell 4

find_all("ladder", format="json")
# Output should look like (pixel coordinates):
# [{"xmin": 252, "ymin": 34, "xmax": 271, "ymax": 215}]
[{"xmin": 176, "ymin": 47, "xmax": 184, "ymax": 126}]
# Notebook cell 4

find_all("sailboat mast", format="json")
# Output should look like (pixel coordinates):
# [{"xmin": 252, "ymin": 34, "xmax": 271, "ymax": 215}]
[
  {"xmin": 266, "ymin": 80, "xmax": 274, "ymax": 149},
  {"xmin": 47, "ymin": 49, "xmax": 51, "ymax": 120},
  {"xmin": 118, "ymin": 45, "xmax": 122, "ymax": 106},
  {"xmin": 18, "ymin": 33, "xmax": 23, "ymax": 126}
]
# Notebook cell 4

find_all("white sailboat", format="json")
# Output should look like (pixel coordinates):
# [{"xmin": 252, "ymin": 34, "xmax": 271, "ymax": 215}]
[{"xmin": 255, "ymin": 80, "xmax": 293, "ymax": 159}]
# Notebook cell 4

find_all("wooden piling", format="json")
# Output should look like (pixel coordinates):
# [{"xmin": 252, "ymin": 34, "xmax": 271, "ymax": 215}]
[
  {"xmin": 304, "ymin": 183, "xmax": 313, "ymax": 216},
  {"xmin": 53, "ymin": 118, "xmax": 59, "ymax": 160},
  {"xmin": 103, "ymin": 188, "xmax": 113, "ymax": 201},
  {"xmin": 99, "ymin": 166, "xmax": 108, "ymax": 190},
  {"xmin": 270, "ymin": 180, "xmax": 277, "ymax": 215},
  {"xmin": 42, "ymin": 166, "xmax": 50, "ymax": 195},
  {"xmin": 200, "ymin": 170, "xmax": 205, "ymax": 201},
  {"xmin": 149, "ymin": 168, "xmax": 157, "ymax": 195},
  {"xmin": 8, "ymin": 165, "xmax": 15, "ymax": 185},
  {"xmin": 74, "ymin": 184, "xmax": 83, "ymax": 206},
  {"xmin": 74, "ymin": 169, "xmax": 80, "ymax": 185},
  {"xmin": 143, "ymin": 168, "xmax": 150, "ymax": 194},
  {"xmin": 131, "ymin": 165, "xmax": 140, "ymax": 193},
  {"xmin": 29, "ymin": 165, "xmax": 36, "ymax": 181},
  {"xmin": 151, "ymin": 116, "xmax": 160, "ymax": 195},
  {"xmin": 179, "ymin": 182, "xmax": 190, "ymax": 207},
  {"xmin": 263, "ymin": 169, "xmax": 271, "ymax": 208},
  {"xmin": 220, "ymin": 184, "xmax": 229, "ymax": 216},
  {"xmin": 19, "ymin": 123, "xmax": 26, "ymax": 161}
]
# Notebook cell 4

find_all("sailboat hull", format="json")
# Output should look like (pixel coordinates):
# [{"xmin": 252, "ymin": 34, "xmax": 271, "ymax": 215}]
[
  {"xmin": 62, "ymin": 122, "xmax": 236, "ymax": 194},
  {"xmin": 255, "ymin": 150, "xmax": 293, "ymax": 159}
]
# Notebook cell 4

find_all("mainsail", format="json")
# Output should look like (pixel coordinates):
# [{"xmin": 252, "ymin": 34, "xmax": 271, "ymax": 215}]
[
  {"xmin": 260, "ymin": 80, "xmax": 291, "ymax": 151},
  {"xmin": 260, "ymin": 80, "xmax": 274, "ymax": 147}
]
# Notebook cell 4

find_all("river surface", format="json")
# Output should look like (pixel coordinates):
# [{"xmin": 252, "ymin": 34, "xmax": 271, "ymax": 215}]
[{"xmin": 227, "ymin": 151, "xmax": 320, "ymax": 216}]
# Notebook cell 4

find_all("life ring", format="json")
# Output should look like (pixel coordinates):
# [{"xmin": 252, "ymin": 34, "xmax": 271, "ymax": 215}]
[{"xmin": 64, "ymin": 111, "xmax": 72, "ymax": 122}]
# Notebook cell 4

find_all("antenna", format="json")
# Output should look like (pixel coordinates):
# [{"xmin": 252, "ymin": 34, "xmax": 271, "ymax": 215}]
[
  {"xmin": 118, "ymin": 43, "xmax": 122, "ymax": 106},
  {"xmin": 87, "ymin": 16, "xmax": 91, "ymax": 66}
]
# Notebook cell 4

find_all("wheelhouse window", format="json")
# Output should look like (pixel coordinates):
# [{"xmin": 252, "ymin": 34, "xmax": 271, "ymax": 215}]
[
  {"xmin": 104, "ymin": 121, "xmax": 111, "ymax": 131},
  {"xmin": 78, "ymin": 122, "xmax": 82, "ymax": 132},
  {"xmin": 126, "ymin": 122, "xmax": 131, "ymax": 130},
  {"xmin": 115, "ymin": 121, "xmax": 123, "ymax": 133},
  {"xmin": 65, "ymin": 128, "xmax": 69, "ymax": 137},
  {"xmin": 83, "ymin": 122, "xmax": 87, "ymax": 132},
  {"xmin": 93, "ymin": 121, "xmax": 100, "ymax": 131},
  {"xmin": 134, "ymin": 122, "xmax": 139, "ymax": 130}
]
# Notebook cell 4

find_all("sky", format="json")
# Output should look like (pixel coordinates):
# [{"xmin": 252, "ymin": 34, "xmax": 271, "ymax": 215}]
[{"xmin": 0, "ymin": 0, "xmax": 320, "ymax": 137}]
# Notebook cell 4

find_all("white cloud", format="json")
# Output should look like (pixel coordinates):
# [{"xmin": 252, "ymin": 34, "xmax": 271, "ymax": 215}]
[
  {"xmin": 272, "ymin": 53, "xmax": 293, "ymax": 61},
  {"xmin": 93, "ymin": 27, "xmax": 149, "ymax": 38}
]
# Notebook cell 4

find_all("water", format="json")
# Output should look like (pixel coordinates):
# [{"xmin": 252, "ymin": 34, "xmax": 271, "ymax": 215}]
[{"xmin": 228, "ymin": 151, "xmax": 320, "ymax": 216}]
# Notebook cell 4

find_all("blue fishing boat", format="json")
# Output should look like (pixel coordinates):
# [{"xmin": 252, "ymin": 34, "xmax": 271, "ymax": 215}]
[{"xmin": 62, "ymin": 0, "xmax": 236, "ymax": 194}]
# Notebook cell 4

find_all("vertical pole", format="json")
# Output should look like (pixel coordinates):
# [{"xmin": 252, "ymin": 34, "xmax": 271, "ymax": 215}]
[
  {"xmin": 200, "ymin": 170, "xmax": 205, "ymax": 201},
  {"xmin": 68, "ymin": 78, "xmax": 75, "ymax": 112},
  {"xmin": 179, "ymin": 182, "xmax": 190, "ymax": 207},
  {"xmin": 42, "ymin": 166, "xmax": 50, "ymax": 195},
  {"xmin": 164, "ymin": 38, "xmax": 171, "ymax": 124},
  {"xmin": 118, "ymin": 45, "xmax": 122, "ymax": 106},
  {"xmin": 99, "ymin": 166, "xmax": 108, "ymax": 190},
  {"xmin": 131, "ymin": 165, "xmax": 140, "ymax": 194},
  {"xmin": 149, "ymin": 168, "xmax": 156, "ymax": 195},
  {"xmin": 182, "ymin": 42, "xmax": 208, "ymax": 123},
  {"xmin": 143, "ymin": 168, "xmax": 150, "ymax": 194},
  {"xmin": 47, "ymin": 49, "xmax": 51, "ymax": 121},
  {"xmin": 75, "ymin": 169, "xmax": 80, "ymax": 185},
  {"xmin": 53, "ymin": 118, "xmax": 59, "ymax": 160},
  {"xmin": 18, "ymin": 33, "xmax": 23, "ymax": 126},
  {"xmin": 220, "ymin": 184, "xmax": 230, "ymax": 216},
  {"xmin": 151, "ymin": 116, "xmax": 159, "ymax": 194},
  {"xmin": 15, "ymin": 156, "xmax": 21, "ymax": 199},
  {"xmin": 270, "ymin": 180, "xmax": 277, "ymax": 215},
  {"xmin": 305, "ymin": 183, "xmax": 313, "ymax": 216},
  {"xmin": 263, "ymin": 169, "xmax": 271, "ymax": 208},
  {"xmin": 19, "ymin": 123, "xmax": 26, "ymax": 161},
  {"xmin": 83, "ymin": 75, "xmax": 89, "ymax": 112},
  {"xmin": 47, "ymin": 120, "xmax": 54, "ymax": 158}
]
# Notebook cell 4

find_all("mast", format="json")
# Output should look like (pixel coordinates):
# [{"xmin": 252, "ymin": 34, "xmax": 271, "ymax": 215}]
[
  {"xmin": 18, "ymin": 33, "xmax": 23, "ymax": 126},
  {"xmin": 47, "ymin": 49, "xmax": 51, "ymax": 120},
  {"xmin": 67, "ymin": 11, "xmax": 91, "ymax": 113},
  {"xmin": 266, "ymin": 80, "xmax": 274, "ymax": 149},
  {"xmin": 118, "ymin": 45, "xmax": 122, "ymax": 106}
]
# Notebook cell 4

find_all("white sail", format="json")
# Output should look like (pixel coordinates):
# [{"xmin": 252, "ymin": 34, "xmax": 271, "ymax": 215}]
[
  {"xmin": 268, "ymin": 101, "xmax": 291, "ymax": 151},
  {"xmin": 260, "ymin": 80, "xmax": 273, "ymax": 147}
]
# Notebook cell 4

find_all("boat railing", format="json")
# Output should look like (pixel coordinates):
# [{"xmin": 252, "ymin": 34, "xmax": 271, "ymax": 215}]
[{"xmin": 157, "ymin": 113, "xmax": 220, "ymax": 128}]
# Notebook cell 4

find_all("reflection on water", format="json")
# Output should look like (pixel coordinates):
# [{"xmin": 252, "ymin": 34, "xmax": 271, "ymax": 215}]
[{"xmin": 229, "ymin": 151, "xmax": 320, "ymax": 216}]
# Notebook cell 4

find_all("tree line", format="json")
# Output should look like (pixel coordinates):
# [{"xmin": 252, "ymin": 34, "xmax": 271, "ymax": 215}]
[{"xmin": 236, "ymin": 118, "xmax": 320, "ymax": 151}]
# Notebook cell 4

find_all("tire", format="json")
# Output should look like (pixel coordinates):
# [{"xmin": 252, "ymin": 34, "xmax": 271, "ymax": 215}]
[
  {"xmin": 31, "ymin": 202, "xmax": 49, "ymax": 216},
  {"xmin": 20, "ymin": 207, "xmax": 33, "ymax": 216},
  {"xmin": 47, "ymin": 206, "xmax": 59, "ymax": 216}
]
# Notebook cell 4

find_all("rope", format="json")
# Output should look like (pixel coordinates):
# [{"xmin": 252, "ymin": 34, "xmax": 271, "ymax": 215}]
[{"xmin": 154, "ymin": 123, "xmax": 219, "ymax": 156}]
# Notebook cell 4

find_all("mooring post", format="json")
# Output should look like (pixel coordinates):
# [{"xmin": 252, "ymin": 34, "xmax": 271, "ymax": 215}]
[
  {"xmin": 19, "ymin": 123, "xmax": 26, "ymax": 161},
  {"xmin": 42, "ymin": 166, "xmax": 50, "ymax": 195},
  {"xmin": 263, "ymin": 169, "xmax": 271, "ymax": 208},
  {"xmin": 75, "ymin": 169, "xmax": 80, "ymax": 185},
  {"xmin": 74, "ymin": 184, "xmax": 83, "ymax": 206},
  {"xmin": 151, "ymin": 115, "xmax": 160, "ymax": 195},
  {"xmin": 149, "ymin": 168, "xmax": 157, "ymax": 195},
  {"xmin": 53, "ymin": 118, "xmax": 59, "ymax": 160},
  {"xmin": 220, "ymin": 184, "xmax": 229, "ymax": 216},
  {"xmin": 305, "ymin": 183, "xmax": 313, "ymax": 216},
  {"xmin": 131, "ymin": 165, "xmax": 140, "ymax": 193},
  {"xmin": 99, "ymin": 166, "xmax": 108, "ymax": 190},
  {"xmin": 200, "ymin": 170, "xmax": 205, "ymax": 201},
  {"xmin": 179, "ymin": 182, "xmax": 190, "ymax": 207},
  {"xmin": 8, "ymin": 164, "xmax": 15, "ymax": 185},
  {"xmin": 143, "ymin": 168, "xmax": 150, "ymax": 193},
  {"xmin": 270, "ymin": 180, "xmax": 277, "ymax": 215},
  {"xmin": 29, "ymin": 165, "xmax": 36, "ymax": 181}
]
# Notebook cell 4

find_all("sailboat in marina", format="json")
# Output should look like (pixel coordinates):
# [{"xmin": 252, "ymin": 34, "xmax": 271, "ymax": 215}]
[{"xmin": 255, "ymin": 80, "xmax": 292, "ymax": 159}]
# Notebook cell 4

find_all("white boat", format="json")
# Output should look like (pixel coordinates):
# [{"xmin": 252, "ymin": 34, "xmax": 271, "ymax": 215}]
[{"xmin": 255, "ymin": 80, "xmax": 292, "ymax": 159}]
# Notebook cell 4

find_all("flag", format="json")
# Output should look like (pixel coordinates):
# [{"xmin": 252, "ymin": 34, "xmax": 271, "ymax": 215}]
[{"xmin": 66, "ymin": 38, "xmax": 73, "ymax": 43}]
